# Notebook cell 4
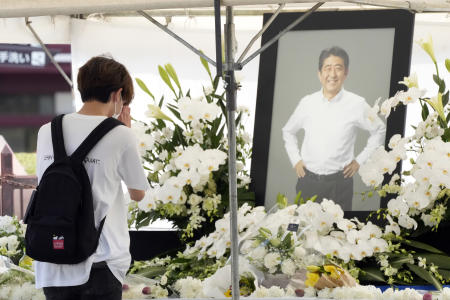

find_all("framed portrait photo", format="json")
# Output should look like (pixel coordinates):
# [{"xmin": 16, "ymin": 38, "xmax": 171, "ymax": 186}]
[{"xmin": 250, "ymin": 9, "xmax": 415, "ymax": 219}]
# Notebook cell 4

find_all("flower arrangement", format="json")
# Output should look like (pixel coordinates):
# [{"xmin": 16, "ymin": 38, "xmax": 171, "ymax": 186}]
[
  {"xmin": 356, "ymin": 36, "xmax": 450, "ymax": 288},
  {"xmin": 128, "ymin": 58, "xmax": 254, "ymax": 240},
  {"xmin": 0, "ymin": 215, "xmax": 26, "ymax": 264}
]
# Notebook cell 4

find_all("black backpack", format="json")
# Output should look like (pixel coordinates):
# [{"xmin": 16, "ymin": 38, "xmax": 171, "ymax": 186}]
[{"xmin": 24, "ymin": 114, "xmax": 123, "ymax": 264}]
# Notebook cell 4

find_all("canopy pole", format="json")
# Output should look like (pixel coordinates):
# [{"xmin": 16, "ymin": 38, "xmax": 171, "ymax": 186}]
[
  {"xmin": 25, "ymin": 17, "xmax": 73, "ymax": 88},
  {"xmin": 214, "ymin": 0, "xmax": 223, "ymax": 76},
  {"xmin": 236, "ymin": 3, "xmax": 285, "ymax": 64},
  {"xmin": 138, "ymin": 10, "xmax": 217, "ymax": 67},
  {"xmin": 238, "ymin": 2, "xmax": 324, "ymax": 68},
  {"xmin": 224, "ymin": 5, "xmax": 240, "ymax": 300}
]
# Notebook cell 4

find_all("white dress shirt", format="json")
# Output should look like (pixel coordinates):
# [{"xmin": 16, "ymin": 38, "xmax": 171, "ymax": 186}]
[{"xmin": 282, "ymin": 88, "xmax": 386, "ymax": 175}]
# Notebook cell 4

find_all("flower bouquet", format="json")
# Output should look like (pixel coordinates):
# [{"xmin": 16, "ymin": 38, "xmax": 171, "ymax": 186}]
[
  {"xmin": 356, "ymin": 36, "xmax": 450, "ymax": 289},
  {"xmin": 128, "ymin": 58, "xmax": 254, "ymax": 240}
]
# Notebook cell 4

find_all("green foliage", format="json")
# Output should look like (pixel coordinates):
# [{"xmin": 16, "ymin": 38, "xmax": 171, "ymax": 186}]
[
  {"xmin": 15, "ymin": 153, "xmax": 36, "ymax": 175},
  {"xmin": 130, "ymin": 59, "xmax": 254, "ymax": 241}
]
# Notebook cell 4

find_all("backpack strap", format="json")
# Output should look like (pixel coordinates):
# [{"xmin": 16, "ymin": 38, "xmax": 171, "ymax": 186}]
[
  {"xmin": 70, "ymin": 117, "xmax": 124, "ymax": 164},
  {"xmin": 51, "ymin": 114, "xmax": 67, "ymax": 161}
]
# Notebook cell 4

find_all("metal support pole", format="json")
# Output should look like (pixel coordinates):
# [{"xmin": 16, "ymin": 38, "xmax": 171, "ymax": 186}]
[
  {"xmin": 239, "ymin": 2, "xmax": 324, "ymax": 68},
  {"xmin": 214, "ymin": 0, "xmax": 223, "ymax": 76},
  {"xmin": 236, "ymin": 3, "xmax": 285, "ymax": 64},
  {"xmin": 25, "ymin": 17, "xmax": 73, "ymax": 88},
  {"xmin": 224, "ymin": 6, "xmax": 240, "ymax": 300},
  {"xmin": 138, "ymin": 10, "xmax": 217, "ymax": 67}
]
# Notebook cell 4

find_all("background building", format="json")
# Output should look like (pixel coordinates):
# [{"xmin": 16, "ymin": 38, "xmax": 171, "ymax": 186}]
[{"xmin": 0, "ymin": 43, "xmax": 73, "ymax": 152}]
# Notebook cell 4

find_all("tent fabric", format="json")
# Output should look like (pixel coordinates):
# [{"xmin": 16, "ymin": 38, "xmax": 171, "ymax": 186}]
[{"xmin": 1, "ymin": 0, "xmax": 450, "ymax": 18}]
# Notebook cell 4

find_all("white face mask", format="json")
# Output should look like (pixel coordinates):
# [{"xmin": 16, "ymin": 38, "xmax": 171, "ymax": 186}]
[{"xmin": 112, "ymin": 96, "xmax": 123, "ymax": 119}]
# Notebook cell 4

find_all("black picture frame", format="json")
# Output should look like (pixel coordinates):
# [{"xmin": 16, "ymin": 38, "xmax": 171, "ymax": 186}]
[{"xmin": 250, "ymin": 9, "xmax": 415, "ymax": 220}]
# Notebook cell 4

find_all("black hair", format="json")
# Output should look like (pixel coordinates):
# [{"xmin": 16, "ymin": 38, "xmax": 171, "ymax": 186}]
[{"xmin": 318, "ymin": 46, "xmax": 349, "ymax": 71}]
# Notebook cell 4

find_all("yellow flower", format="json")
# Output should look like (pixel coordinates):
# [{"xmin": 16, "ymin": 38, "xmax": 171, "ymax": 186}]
[
  {"xmin": 306, "ymin": 265, "xmax": 321, "ymax": 272},
  {"xmin": 417, "ymin": 35, "xmax": 436, "ymax": 63},
  {"xmin": 305, "ymin": 272, "xmax": 320, "ymax": 287},
  {"xmin": 324, "ymin": 265, "xmax": 344, "ymax": 279},
  {"xmin": 19, "ymin": 255, "xmax": 33, "ymax": 270},
  {"xmin": 426, "ymin": 93, "xmax": 446, "ymax": 122},
  {"xmin": 224, "ymin": 288, "xmax": 232, "ymax": 298},
  {"xmin": 398, "ymin": 73, "xmax": 418, "ymax": 89},
  {"xmin": 145, "ymin": 104, "xmax": 173, "ymax": 122}
]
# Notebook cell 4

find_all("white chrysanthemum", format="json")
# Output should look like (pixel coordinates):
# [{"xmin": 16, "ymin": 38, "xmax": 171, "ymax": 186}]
[
  {"xmin": 263, "ymin": 252, "xmax": 281, "ymax": 270},
  {"xmin": 293, "ymin": 246, "xmax": 306, "ymax": 259},
  {"xmin": 251, "ymin": 246, "xmax": 267, "ymax": 260},
  {"xmin": 281, "ymin": 259, "xmax": 296, "ymax": 276},
  {"xmin": 174, "ymin": 276, "xmax": 204, "ymax": 298}
]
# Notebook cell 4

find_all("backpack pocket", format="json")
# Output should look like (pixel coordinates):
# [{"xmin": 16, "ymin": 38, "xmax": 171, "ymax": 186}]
[{"xmin": 25, "ymin": 215, "xmax": 78, "ymax": 264}]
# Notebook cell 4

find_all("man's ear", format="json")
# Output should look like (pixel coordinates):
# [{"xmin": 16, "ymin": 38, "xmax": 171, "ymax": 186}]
[{"xmin": 110, "ymin": 88, "xmax": 123, "ymax": 103}]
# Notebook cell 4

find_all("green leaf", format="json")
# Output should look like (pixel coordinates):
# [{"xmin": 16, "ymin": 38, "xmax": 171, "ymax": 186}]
[
  {"xmin": 390, "ymin": 256, "xmax": 413, "ymax": 268},
  {"xmin": 136, "ymin": 265, "xmax": 167, "ymax": 278},
  {"xmin": 443, "ymin": 128, "xmax": 450, "ymax": 142},
  {"xmin": 401, "ymin": 240, "xmax": 445, "ymax": 254},
  {"xmin": 446, "ymin": 59, "xmax": 450, "ymax": 73},
  {"xmin": 276, "ymin": 193, "xmax": 288, "ymax": 209},
  {"xmin": 359, "ymin": 268, "xmax": 386, "ymax": 283},
  {"xmin": 200, "ymin": 52, "xmax": 212, "ymax": 80},
  {"xmin": 294, "ymin": 191, "xmax": 302, "ymax": 205},
  {"xmin": 135, "ymin": 78, "xmax": 155, "ymax": 100},
  {"xmin": 165, "ymin": 63, "xmax": 182, "ymax": 92},
  {"xmin": 421, "ymin": 102, "xmax": 430, "ymax": 121},
  {"xmin": 167, "ymin": 105, "xmax": 183, "ymax": 123},
  {"xmin": 158, "ymin": 65, "xmax": 176, "ymax": 95},
  {"xmin": 308, "ymin": 195, "xmax": 318, "ymax": 202},
  {"xmin": 406, "ymin": 263, "xmax": 442, "ymax": 290},
  {"xmin": 235, "ymin": 112, "xmax": 242, "ymax": 127},
  {"xmin": 442, "ymin": 91, "xmax": 449, "ymax": 108},
  {"xmin": 281, "ymin": 232, "xmax": 292, "ymax": 249},
  {"xmin": 158, "ymin": 95, "xmax": 164, "ymax": 108},
  {"xmin": 439, "ymin": 269, "xmax": 450, "ymax": 279}
]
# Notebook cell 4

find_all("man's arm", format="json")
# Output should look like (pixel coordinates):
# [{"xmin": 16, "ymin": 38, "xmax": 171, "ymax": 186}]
[
  {"xmin": 118, "ymin": 107, "xmax": 150, "ymax": 200},
  {"xmin": 355, "ymin": 101, "xmax": 386, "ymax": 166},
  {"xmin": 282, "ymin": 100, "xmax": 306, "ymax": 176},
  {"xmin": 128, "ymin": 188, "xmax": 145, "ymax": 201}
]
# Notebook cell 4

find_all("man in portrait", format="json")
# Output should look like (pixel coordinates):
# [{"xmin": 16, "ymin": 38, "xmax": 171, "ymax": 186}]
[{"xmin": 282, "ymin": 46, "xmax": 386, "ymax": 210}]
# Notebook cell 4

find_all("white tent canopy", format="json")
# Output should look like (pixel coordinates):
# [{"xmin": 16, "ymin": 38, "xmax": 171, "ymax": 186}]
[{"xmin": 1, "ymin": 0, "xmax": 450, "ymax": 18}]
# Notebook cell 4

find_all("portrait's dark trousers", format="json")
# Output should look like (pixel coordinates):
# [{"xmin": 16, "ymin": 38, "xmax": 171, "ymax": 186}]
[{"xmin": 296, "ymin": 169, "xmax": 353, "ymax": 211}]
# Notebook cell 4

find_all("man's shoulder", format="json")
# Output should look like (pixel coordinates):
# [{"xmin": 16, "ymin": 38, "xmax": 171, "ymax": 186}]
[
  {"xmin": 299, "ymin": 90, "xmax": 322, "ymax": 104},
  {"xmin": 343, "ymin": 89, "xmax": 366, "ymax": 103}
]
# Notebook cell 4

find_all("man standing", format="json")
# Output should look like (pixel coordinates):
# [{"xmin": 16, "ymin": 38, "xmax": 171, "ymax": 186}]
[
  {"xmin": 282, "ymin": 46, "xmax": 385, "ymax": 210},
  {"xmin": 34, "ymin": 56, "xmax": 149, "ymax": 300}
]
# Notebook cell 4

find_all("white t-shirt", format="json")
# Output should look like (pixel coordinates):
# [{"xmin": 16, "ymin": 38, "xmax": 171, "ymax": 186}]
[{"xmin": 34, "ymin": 112, "xmax": 149, "ymax": 288}]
